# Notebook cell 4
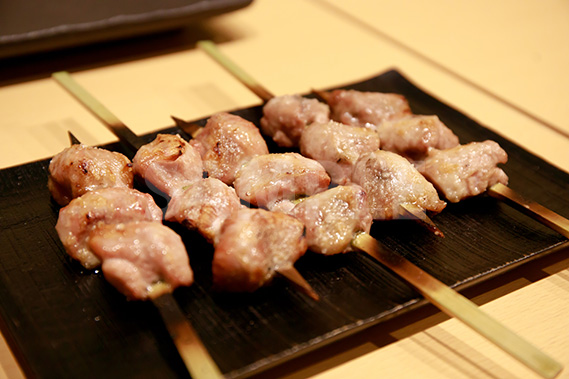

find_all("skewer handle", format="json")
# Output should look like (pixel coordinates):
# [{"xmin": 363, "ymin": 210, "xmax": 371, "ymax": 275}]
[
  {"xmin": 197, "ymin": 40, "xmax": 275, "ymax": 102},
  {"xmin": 153, "ymin": 294, "xmax": 224, "ymax": 379},
  {"xmin": 52, "ymin": 71, "xmax": 143, "ymax": 151},
  {"xmin": 352, "ymin": 233, "xmax": 562, "ymax": 379},
  {"xmin": 488, "ymin": 183, "xmax": 569, "ymax": 239}
]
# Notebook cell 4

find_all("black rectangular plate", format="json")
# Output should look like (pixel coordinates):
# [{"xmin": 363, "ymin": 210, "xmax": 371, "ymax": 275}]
[
  {"xmin": 1, "ymin": 69, "xmax": 568, "ymax": 378},
  {"xmin": 0, "ymin": 0, "xmax": 253, "ymax": 59}
]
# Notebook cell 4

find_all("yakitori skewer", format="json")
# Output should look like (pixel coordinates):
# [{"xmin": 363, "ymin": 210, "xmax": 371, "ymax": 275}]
[
  {"xmin": 196, "ymin": 40, "xmax": 445, "ymax": 237},
  {"xmin": 196, "ymin": 40, "xmax": 563, "ymax": 378},
  {"xmin": 61, "ymin": 131, "xmax": 223, "ymax": 379},
  {"xmin": 52, "ymin": 70, "xmax": 319, "ymax": 301}
]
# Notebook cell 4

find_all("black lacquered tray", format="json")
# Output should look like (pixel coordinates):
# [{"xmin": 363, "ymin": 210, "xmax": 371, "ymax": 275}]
[
  {"xmin": 0, "ymin": 0, "xmax": 253, "ymax": 59},
  {"xmin": 1, "ymin": 70, "xmax": 568, "ymax": 378}
]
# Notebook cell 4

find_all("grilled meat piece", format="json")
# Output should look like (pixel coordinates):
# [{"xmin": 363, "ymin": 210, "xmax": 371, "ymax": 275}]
[
  {"xmin": 416, "ymin": 140, "xmax": 509, "ymax": 203},
  {"xmin": 212, "ymin": 208, "xmax": 307, "ymax": 292},
  {"xmin": 233, "ymin": 153, "xmax": 331, "ymax": 209},
  {"xmin": 132, "ymin": 134, "xmax": 203, "ymax": 197},
  {"xmin": 299, "ymin": 120, "xmax": 380, "ymax": 185},
  {"xmin": 55, "ymin": 187, "xmax": 163, "ymax": 269},
  {"xmin": 89, "ymin": 221, "xmax": 193, "ymax": 300},
  {"xmin": 190, "ymin": 112, "xmax": 269, "ymax": 185},
  {"xmin": 291, "ymin": 185, "xmax": 372, "ymax": 255},
  {"xmin": 260, "ymin": 94, "xmax": 330, "ymax": 147},
  {"xmin": 378, "ymin": 115, "xmax": 460, "ymax": 160},
  {"xmin": 352, "ymin": 150, "xmax": 446, "ymax": 220},
  {"xmin": 48, "ymin": 144, "xmax": 133, "ymax": 206},
  {"xmin": 165, "ymin": 177, "xmax": 243, "ymax": 245},
  {"xmin": 326, "ymin": 89, "xmax": 411, "ymax": 130}
]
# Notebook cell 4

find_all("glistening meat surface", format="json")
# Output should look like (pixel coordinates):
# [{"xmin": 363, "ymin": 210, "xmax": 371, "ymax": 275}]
[{"xmin": 48, "ymin": 144, "xmax": 133, "ymax": 206}]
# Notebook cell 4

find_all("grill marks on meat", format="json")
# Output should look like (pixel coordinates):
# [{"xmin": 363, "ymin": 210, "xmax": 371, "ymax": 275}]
[
  {"xmin": 190, "ymin": 112, "xmax": 269, "ymax": 185},
  {"xmin": 88, "ymin": 221, "xmax": 193, "ymax": 300},
  {"xmin": 378, "ymin": 115, "xmax": 460, "ymax": 160},
  {"xmin": 260, "ymin": 95, "xmax": 330, "ymax": 147},
  {"xmin": 212, "ymin": 208, "xmax": 307, "ymax": 292},
  {"xmin": 48, "ymin": 144, "xmax": 134, "ymax": 206},
  {"xmin": 352, "ymin": 150, "xmax": 446, "ymax": 220},
  {"xmin": 299, "ymin": 121, "xmax": 380, "ymax": 185},
  {"xmin": 416, "ymin": 141, "xmax": 509, "ymax": 203},
  {"xmin": 233, "ymin": 153, "xmax": 331, "ymax": 209},
  {"xmin": 165, "ymin": 178, "xmax": 243, "ymax": 245},
  {"xmin": 326, "ymin": 89, "xmax": 411, "ymax": 130},
  {"xmin": 132, "ymin": 134, "xmax": 203, "ymax": 197},
  {"xmin": 290, "ymin": 185, "xmax": 372, "ymax": 255},
  {"xmin": 55, "ymin": 187, "xmax": 163, "ymax": 269}
]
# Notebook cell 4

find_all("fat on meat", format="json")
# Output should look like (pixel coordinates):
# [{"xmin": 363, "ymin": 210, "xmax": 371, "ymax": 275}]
[
  {"xmin": 165, "ymin": 177, "xmax": 243, "ymax": 245},
  {"xmin": 55, "ymin": 187, "xmax": 163, "ymax": 269},
  {"xmin": 233, "ymin": 152, "xmax": 331, "ymax": 209},
  {"xmin": 378, "ymin": 115, "xmax": 460, "ymax": 159},
  {"xmin": 190, "ymin": 112, "xmax": 269, "ymax": 184},
  {"xmin": 299, "ymin": 120, "xmax": 380, "ymax": 185},
  {"xmin": 291, "ymin": 185, "xmax": 372, "ymax": 255},
  {"xmin": 132, "ymin": 134, "xmax": 203, "ymax": 198},
  {"xmin": 326, "ymin": 89, "xmax": 411, "ymax": 130},
  {"xmin": 212, "ymin": 208, "xmax": 307, "ymax": 293},
  {"xmin": 88, "ymin": 221, "xmax": 193, "ymax": 300},
  {"xmin": 416, "ymin": 140, "xmax": 509, "ymax": 203},
  {"xmin": 48, "ymin": 144, "xmax": 133, "ymax": 206},
  {"xmin": 352, "ymin": 150, "xmax": 446, "ymax": 220},
  {"xmin": 260, "ymin": 94, "xmax": 330, "ymax": 147}
]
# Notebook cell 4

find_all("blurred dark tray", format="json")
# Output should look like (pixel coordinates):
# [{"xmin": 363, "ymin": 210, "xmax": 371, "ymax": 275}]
[
  {"xmin": 0, "ymin": 69, "xmax": 568, "ymax": 378},
  {"xmin": 0, "ymin": 0, "xmax": 253, "ymax": 59}
]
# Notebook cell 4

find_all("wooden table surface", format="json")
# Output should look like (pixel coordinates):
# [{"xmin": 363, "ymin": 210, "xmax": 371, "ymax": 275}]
[{"xmin": 1, "ymin": 1, "xmax": 568, "ymax": 378}]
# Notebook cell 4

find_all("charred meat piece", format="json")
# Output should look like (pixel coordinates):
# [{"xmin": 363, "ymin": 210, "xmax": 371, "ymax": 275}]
[
  {"xmin": 55, "ymin": 187, "xmax": 163, "ymax": 269},
  {"xmin": 165, "ymin": 177, "xmax": 243, "ymax": 245},
  {"xmin": 378, "ymin": 115, "xmax": 460, "ymax": 160},
  {"xmin": 89, "ymin": 221, "xmax": 193, "ymax": 300},
  {"xmin": 190, "ymin": 112, "xmax": 269, "ymax": 185},
  {"xmin": 352, "ymin": 150, "xmax": 446, "ymax": 220},
  {"xmin": 326, "ymin": 89, "xmax": 411, "ymax": 130},
  {"xmin": 212, "ymin": 208, "xmax": 307, "ymax": 293},
  {"xmin": 233, "ymin": 152, "xmax": 331, "ymax": 209},
  {"xmin": 260, "ymin": 94, "xmax": 330, "ymax": 147},
  {"xmin": 48, "ymin": 144, "xmax": 134, "ymax": 206},
  {"xmin": 132, "ymin": 134, "xmax": 203, "ymax": 197},
  {"xmin": 416, "ymin": 141, "xmax": 509, "ymax": 203},
  {"xmin": 299, "ymin": 120, "xmax": 380, "ymax": 185},
  {"xmin": 291, "ymin": 185, "xmax": 372, "ymax": 255}
]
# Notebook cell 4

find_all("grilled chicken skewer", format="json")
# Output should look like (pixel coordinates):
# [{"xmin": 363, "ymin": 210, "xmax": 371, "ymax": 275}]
[
  {"xmin": 52, "ymin": 70, "xmax": 319, "ymax": 301},
  {"xmin": 53, "ymin": 132, "xmax": 223, "ymax": 379},
  {"xmin": 196, "ymin": 40, "xmax": 563, "ymax": 378}
]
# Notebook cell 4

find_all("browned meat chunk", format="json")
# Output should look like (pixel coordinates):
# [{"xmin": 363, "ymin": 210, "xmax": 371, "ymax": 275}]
[
  {"xmin": 299, "ymin": 120, "xmax": 380, "ymax": 185},
  {"xmin": 48, "ymin": 144, "xmax": 133, "ymax": 206},
  {"xmin": 326, "ymin": 89, "xmax": 411, "ymax": 130},
  {"xmin": 165, "ymin": 177, "xmax": 243, "ymax": 245},
  {"xmin": 88, "ymin": 221, "xmax": 193, "ymax": 300},
  {"xmin": 378, "ymin": 115, "xmax": 460, "ymax": 159},
  {"xmin": 352, "ymin": 150, "xmax": 446, "ymax": 220},
  {"xmin": 212, "ymin": 208, "xmax": 307, "ymax": 292},
  {"xmin": 132, "ymin": 134, "xmax": 203, "ymax": 197},
  {"xmin": 260, "ymin": 94, "xmax": 330, "ymax": 147},
  {"xmin": 55, "ymin": 187, "xmax": 163, "ymax": 269},
  {"xmin": 291, "ymin": 185, "xmax": 372, "ymax": 255},
  {"xmin": 190, "ymin": 112, "xmax": 269, "ymax": 184},
  {"xmin": 233, "ymin": 153, "xmax": 331, "ymax": 209},
  {"xmin": 416, "ymin": 141, "xmax": 509, "ymax": 203}
]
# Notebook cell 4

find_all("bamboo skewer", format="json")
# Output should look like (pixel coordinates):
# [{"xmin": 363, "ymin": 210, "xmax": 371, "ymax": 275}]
[
  {"xmin": 52, "ymin": 70, "xmax": 319, "ymax": 302},
  {"xmin": 65, "ymin": 130, "xmax": 224, "ymax": 379},
  {"xmin": 196, "ymin": 40, "xmax": 564, "ymax": 378}
]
